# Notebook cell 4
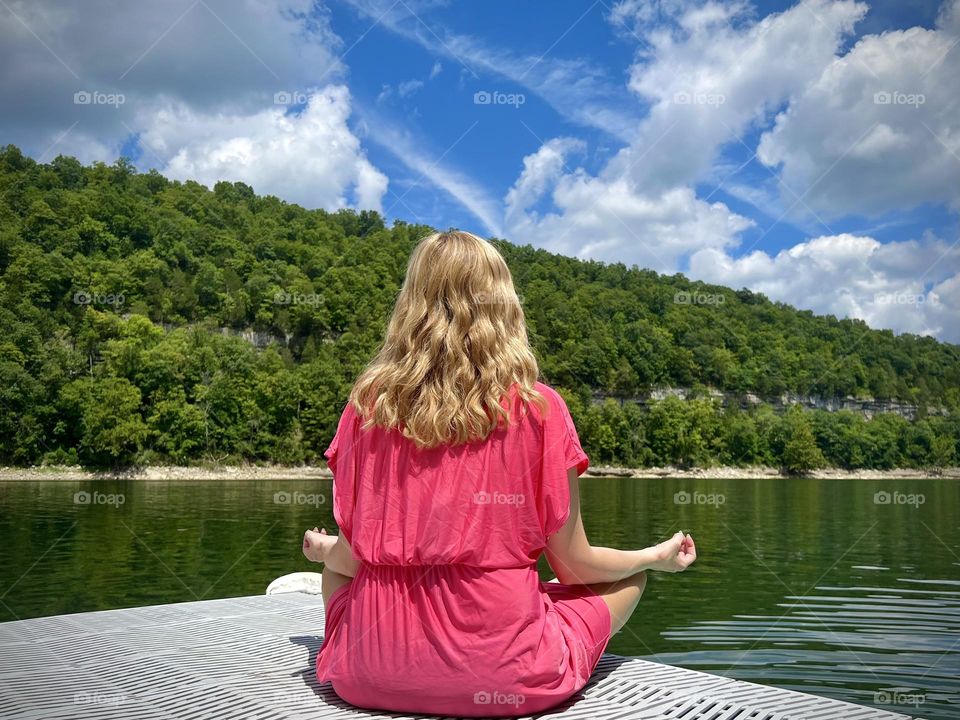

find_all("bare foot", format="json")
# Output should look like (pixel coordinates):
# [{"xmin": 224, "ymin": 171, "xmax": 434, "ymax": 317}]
[{"xmin": 303, "ymin": 527, "xmax": 336, "ymax": 563}]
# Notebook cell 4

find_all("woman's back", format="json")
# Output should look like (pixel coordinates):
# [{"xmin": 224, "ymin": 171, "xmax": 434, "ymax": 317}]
[
  {"xmin": 308, "ymin": 230, "xmax": 695, "ymax": 717},
  {"xmin": 315, "ymin": 381, "xmax": 609, "ymax": 717}
]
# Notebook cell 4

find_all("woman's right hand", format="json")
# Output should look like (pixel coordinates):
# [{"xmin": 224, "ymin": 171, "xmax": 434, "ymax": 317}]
[{"xmin": 647, "ymin": 531, "xmax": 697, "ymax": 572}]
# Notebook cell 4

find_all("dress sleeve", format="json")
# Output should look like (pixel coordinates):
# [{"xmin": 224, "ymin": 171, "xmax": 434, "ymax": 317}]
[
  {"xmin": 324, "ymin": 404, "xmax": 356, "ymax": 543},
  {"xmin": 538, "ymin": 387, "xmax": 590, "ymax": 538},
  {"xmin": 557, "ymin": 393, "xmax": 589, "ymax": 477}
]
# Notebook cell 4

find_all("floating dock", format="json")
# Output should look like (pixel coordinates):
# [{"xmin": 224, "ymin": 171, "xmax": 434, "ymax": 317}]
[{"xmin": 0, "ymin": 592, "xmax": 913, "ymax": 719}]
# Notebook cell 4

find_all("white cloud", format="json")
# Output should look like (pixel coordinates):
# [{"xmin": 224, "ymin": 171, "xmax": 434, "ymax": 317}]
[
  {"xmin": 379, "ymin": 78, "xmax": 426, "ymax": 104},
  {"xmin": 507, "ymin": 0, "xmax": 960, "ymax": 340},
  {"xmin": 506, "ymin": 140, "xmax": 754, "ymax": 273},
  {"xmin": 397, "ymin": 79, "xmax": 425, "ymax": 97},
  {"xmin": 32, "ymin": 129, "xmax": 118, "ymax": 166},
  {"xmin": 376, "ymin": 57, "xmax": 443, "ymax": 105},
  {"xmin": 756, "ymin": 0, "xmax": 960, "ymax": 217},
  {"xmin": 505, "ymin": 137, "xmax": 585, "ymax": 226},
  {"xmin": 690, "ymin": 233, "xmax": 960, "ymax": 342},
  {"xmin": 608, "ymin": 0, "xmax": 866, "ymax": 192},
  {"xmin": 0, "ymin": 0, "xmax": 343, "ymax": 160},
  {"xmin": 607, "ymin": 0, "xmax": 693, "ymax": 31},
  {"xmin": 140, "ymin": 86, "xmax": 388, "ymax": 212},
  {"xmin": 6, "ymin": 0, "xmax": 959, "ymax": 341},
  {"xmin": 508, "ymin": 0, "xmax": 866, "ymax": 261},
  {"xmin": 0, "ymin": 0, "xmax": 389, "ymax": 213}
]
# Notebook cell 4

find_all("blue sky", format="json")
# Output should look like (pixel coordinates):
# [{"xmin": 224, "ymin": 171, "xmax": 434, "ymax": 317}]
[
  {"xmin": 330, "ymin": 0, "xmax": 952, "ymax": 237},
  {"xmin": 1, "ymin": 0, "xmax": 958, "ymax": 340}
]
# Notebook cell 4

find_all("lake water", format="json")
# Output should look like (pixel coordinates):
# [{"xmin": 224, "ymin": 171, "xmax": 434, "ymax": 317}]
[{"xmin": 1, "ymin": 477, "xmax": 958, "ymax": 718}]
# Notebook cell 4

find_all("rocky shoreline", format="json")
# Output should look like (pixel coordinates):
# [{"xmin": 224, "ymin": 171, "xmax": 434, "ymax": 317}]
[
  {"xmin": 583, "ymin": 465, "xmax": 959, "ymax": 480},
  {"xmin": 0, "ymin": 464, "xmax": 955, "ymax": 481}
]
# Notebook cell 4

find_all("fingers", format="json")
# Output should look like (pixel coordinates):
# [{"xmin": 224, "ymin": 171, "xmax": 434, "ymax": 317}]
[
  {"xmin": 669, "ymin": 531, "xmax": 685, "ymax": 550},
  {"xmin": 657, "ymin": 533, "xmax": 682, "ymax": 561},
  {"xmin": 681, "ymin": 535, "xmax": 697, "ymax": 566}
]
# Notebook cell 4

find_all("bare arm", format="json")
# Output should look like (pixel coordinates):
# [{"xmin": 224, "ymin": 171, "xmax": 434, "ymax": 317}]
[
  {"xmin": 324, "ymin": 534, "xmax": 360, "ymax": 577},
  {"xmin": 302, "ymin": 528, "xmax": 360, "ymax": 577},
  {"xmin": 545, "ymin": 468, "xmax": 696, "ymax": 585}
]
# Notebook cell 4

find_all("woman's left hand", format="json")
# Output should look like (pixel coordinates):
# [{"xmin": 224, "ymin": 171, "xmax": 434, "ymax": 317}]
[{"xmin": 647, "ymin": 531, "xmax": 697, "ymax": 573}]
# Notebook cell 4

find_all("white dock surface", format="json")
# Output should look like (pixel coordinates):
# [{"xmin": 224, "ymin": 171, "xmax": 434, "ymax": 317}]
[{"xmin": 0, "ymin": 593, "xmax": 914, "ymax": 719}]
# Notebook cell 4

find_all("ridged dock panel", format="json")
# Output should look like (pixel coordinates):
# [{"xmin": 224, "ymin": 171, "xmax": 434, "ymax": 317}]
[{"xmin": 0, "ymin": 593, "xmax": 913, "ymax": 719}]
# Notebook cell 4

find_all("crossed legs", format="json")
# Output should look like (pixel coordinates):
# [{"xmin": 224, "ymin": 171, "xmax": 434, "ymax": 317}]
[{"xmin": 303, "ymin": 528, "xmax": 357, "ymax": 607}]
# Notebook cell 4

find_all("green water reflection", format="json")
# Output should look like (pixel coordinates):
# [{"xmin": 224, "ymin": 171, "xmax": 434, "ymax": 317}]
[{"xmin": 0, "ymin": 478, "xmax": 957, "ymax": 718}]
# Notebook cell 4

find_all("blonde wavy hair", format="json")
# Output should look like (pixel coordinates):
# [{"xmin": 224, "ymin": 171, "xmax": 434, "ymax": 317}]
[{"xmin": 349, "ymin": 230, "xmax": 545, "ymax": 448}]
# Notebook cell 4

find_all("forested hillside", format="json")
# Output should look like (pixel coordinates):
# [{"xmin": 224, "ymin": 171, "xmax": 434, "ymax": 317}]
[{"xmin": 1, "ymin": 145, "xmax": 957, "ymax": 470}]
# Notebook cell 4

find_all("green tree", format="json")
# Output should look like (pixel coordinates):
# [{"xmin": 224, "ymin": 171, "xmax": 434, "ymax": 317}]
[
  {"xmin": 782, "ymin": 407, "xmax": 826, "ymax": 474},
  {"xmin": 0, "ymin": 144, "xmax": 957, "ymax": 469},
  {"xmin": 928, "ymin": 434, "xmax": 956, "ymax": 472},
  {"xmin": 60, "ymin": 377, "xmax": 149, "ymax": 466}
]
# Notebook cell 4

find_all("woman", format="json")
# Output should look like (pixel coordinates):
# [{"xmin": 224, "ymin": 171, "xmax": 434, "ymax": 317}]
[{"xmin": 303, "ymin": 230, "xmax": 696, "ymax": 717}]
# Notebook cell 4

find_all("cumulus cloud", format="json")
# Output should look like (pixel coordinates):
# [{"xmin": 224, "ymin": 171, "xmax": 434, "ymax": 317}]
[
  {"xmin": 1, "ymin": 0, "xmax": 341, "ymax": 150},
  {"xmin": 0, "ymin": 0, "xmax": 387, "ymax": 211},
  {"xmin": 607, "ymin": 0, "xmax": 866, "ymax": 191},
  {"xmin": 506, "ymin": 0, "xmax": 960, "ymax": 340},
  {"xmin": 506, "ymin": 143, "xmax": 754, "ymax": 272},
  {"xmin": 505, "ymin": 138, "xmax": 585, "ymax": 226},
  {"xmin": 139, "ymin": 86, "xmax": 387, "ymax": 212},
  {"xmin": 756, "ymin": 0, "xmax": 960, "ymax": 217},
  {"xmin": 5, "ymin": 0, "xmax": 959, "ymax": 340},
  {"xmin": 507, "ymin": 0, "xmax": 864, "ymax": 269},
  {"xmin": 690, "ymin": 234, "xmax": 960, "ymax": 342}
]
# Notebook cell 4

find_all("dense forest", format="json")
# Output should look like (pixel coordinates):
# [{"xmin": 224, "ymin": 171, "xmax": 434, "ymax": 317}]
[{"xmin": 0, "ymin": 145, "xmax": 957, "ymax": 471}]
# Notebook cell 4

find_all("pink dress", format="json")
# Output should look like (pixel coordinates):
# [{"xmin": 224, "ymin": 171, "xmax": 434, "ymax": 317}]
[{"xmin": 315, "ymin": 381, "xmax": 611, "ymax": 717}]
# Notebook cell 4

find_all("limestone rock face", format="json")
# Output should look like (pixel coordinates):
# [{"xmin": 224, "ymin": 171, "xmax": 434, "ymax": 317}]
[{"xmin": 591, "ymin": 388, "xmax": 941, "ymax": 420}]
